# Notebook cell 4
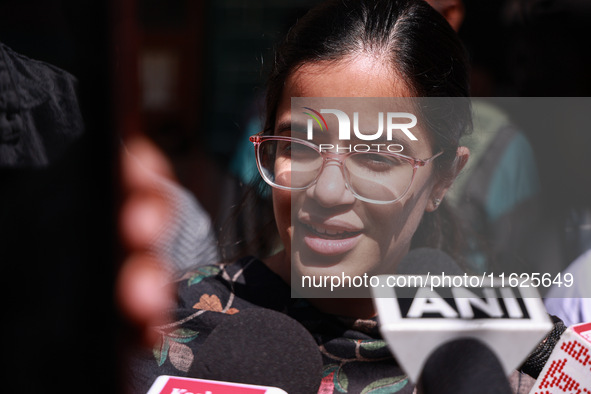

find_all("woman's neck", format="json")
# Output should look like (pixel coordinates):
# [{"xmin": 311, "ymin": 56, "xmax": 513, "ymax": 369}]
[
  {"xmin": 308, "ymin": 297, "xmax": 377, "ymax": 319},
  {"xmin": 263, "ymin": 251, "xmax": 377, "ymax": 319}
]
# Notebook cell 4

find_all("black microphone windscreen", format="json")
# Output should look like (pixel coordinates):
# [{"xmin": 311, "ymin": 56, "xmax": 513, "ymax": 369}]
[
  {"xmin": 189, "ymin": 308, "xmax": 323, "ymax": 394},
  {"xmin": 396, "ymin": 247, "xmax": 464, "ymax": 275},
  {"xmin": 420, "ymin": 338, "xmax": 512, "ymax": 394},
  {"xmin": 519, "ymin": 315, "xmax": 567, "ymax": 378}
]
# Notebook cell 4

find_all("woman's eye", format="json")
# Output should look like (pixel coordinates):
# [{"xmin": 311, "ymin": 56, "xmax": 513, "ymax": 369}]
[
  {"xmin": 291, "ymin": 142, "xmax": 316, "ymax": 156},
  {"xmin": 355, "ymin": 154, "xmax": 401, "ymax": 170},
  {"xmin": 366, "ymin": 153, "xmax": 394, "ymax": 164},
  {"xmin": 276, "ymin": 142, "xmax": 292, "ymax": 155}
]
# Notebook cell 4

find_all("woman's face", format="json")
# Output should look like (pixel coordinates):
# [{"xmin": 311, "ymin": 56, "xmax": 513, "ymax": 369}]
[{"xmin": 271, "ymin": 56, "xmax": 450, "ymax": 286}]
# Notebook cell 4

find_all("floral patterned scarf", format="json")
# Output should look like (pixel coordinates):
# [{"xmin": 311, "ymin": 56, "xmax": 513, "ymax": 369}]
[{"xmin": 130, "ymin": 256, "xmax": 413, "ymax": 394}]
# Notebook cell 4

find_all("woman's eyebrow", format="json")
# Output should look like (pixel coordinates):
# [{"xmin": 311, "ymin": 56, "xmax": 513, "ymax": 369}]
[
  {"xmin": 274, "ymin": 121, "xmax": 292, "ymax": 136},
  {"xmin": 275, "ymin": 121, "xmax": 307, "ymax": 136}
]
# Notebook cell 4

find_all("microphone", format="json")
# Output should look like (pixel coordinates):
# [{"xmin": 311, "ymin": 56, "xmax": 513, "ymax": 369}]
[
  {"xmin": 528, "ymin": 321, "xmax": 591, "ymax": 393},
  {"xmin": 419, "ymin": 338, "xmax": 512, "ymax": 394},
  {"xmin": 147, "ymin": 375, "xmax": 288, "ymax": 393},
  {"xmin": 372, "ymin": 247, "xmax": 554, "ymax": 390},
  {"xmin": 188, "ymin": 308, "xmax": 323, "ymax": 394},
  {"xmin": 519, "ymin": 314, "xmax": 567, "ymax": 379},
  {"xmin": 396, "ymin": 248, "xmax": 569, "ymax": 380}
]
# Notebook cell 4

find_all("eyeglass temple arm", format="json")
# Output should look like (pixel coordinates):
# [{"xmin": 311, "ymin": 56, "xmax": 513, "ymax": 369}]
[{"xmin": 412, "ymin": 151, "xmax": 443, "ymax": 169}]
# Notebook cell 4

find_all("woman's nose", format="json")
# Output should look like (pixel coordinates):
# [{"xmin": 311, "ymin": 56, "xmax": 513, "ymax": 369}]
[{"xmin": 307, "ymin": 160, "xmax": 356, "ymax": 207}]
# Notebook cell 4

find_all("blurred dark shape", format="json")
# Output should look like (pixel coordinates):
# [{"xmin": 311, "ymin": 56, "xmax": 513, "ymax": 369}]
[
  {"xmin": 0, "ymin": 43, "xmax": 84, "ymax": 167},
  {"xmin": 0, "ymin": 0, "xmax": 119, "ymax": 392}
]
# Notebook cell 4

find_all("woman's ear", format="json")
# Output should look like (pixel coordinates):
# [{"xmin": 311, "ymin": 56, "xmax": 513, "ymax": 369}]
[{"xmin": 425, "ymin": 146, "xmax": 469, "ymax": 212}]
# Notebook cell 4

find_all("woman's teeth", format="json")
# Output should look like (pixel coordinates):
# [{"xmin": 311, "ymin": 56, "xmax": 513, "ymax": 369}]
[{"xmin": 306, "ymin": 224, "xmax": 359, "ymax": 238}]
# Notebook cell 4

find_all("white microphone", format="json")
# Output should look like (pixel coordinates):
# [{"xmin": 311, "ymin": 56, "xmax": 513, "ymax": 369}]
[
  {"xmin": 528, "ymin": 321, "xmax": 591, "ymax": 393},
  {"xmin": 371, "ymin": 248, "xmax": 554, "ymax": 390}
]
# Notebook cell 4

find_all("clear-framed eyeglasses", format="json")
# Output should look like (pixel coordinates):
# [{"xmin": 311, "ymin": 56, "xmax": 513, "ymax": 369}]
[{"xmin": 249, "ymin": 133, "xmax": 443, "ymax": 204}]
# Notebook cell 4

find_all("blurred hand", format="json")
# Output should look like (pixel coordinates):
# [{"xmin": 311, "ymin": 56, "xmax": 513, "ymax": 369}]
[{"xmin": 117, "ymin": 135, "xmax": 176, "ymax": 345}]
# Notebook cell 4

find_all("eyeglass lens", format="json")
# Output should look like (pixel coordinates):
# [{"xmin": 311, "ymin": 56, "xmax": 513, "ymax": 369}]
[{"xmin": 258, "ymin": 139, "xmax": 414, "ymax": 203}]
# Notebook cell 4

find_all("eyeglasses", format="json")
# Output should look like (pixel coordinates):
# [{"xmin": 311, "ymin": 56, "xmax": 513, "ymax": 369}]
[{"xmin": 249, "ymin": 134, "xmax": 443, "ymax": 204}]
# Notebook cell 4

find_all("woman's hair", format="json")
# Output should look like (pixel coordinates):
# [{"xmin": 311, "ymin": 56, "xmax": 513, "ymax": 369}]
[
  {"xmin": 265, "ymin": 0, "xmax": 471, "ymax": 175},
  {"xmin": 223, "ymin": 0, "xmax": 472, "ymax": 262}
]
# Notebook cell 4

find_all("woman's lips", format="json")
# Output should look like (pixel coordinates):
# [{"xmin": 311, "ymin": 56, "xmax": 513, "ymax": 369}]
[{"xmin": 300, "ymin": 222, "xmax": 363, "ymax": 256}]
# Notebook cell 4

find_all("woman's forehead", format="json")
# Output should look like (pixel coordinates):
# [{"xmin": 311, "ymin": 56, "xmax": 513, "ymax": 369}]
[
  {"xmin": 284, "ymin": 57, "xmax": 410, "ymax": 98},
  {"xmin": 275, "ymin": 57, "xmax": 415, "ymax": 134}
]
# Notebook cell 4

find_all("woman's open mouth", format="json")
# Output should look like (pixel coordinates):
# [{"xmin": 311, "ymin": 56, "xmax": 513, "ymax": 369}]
[{"xmin": 300, "ymin": 222, "xmax": 363, "ymax": 256}]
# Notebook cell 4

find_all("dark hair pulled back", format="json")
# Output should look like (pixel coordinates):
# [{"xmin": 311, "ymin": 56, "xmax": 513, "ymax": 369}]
[{"xmin": 265, "ymin": 0, "xmax": 471, "ymax": 178}]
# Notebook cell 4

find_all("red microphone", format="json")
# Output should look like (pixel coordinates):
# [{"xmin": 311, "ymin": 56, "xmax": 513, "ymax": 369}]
[{"xmin": 147, "ymin": 375, "xmax": 287, "ymax": 394}]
